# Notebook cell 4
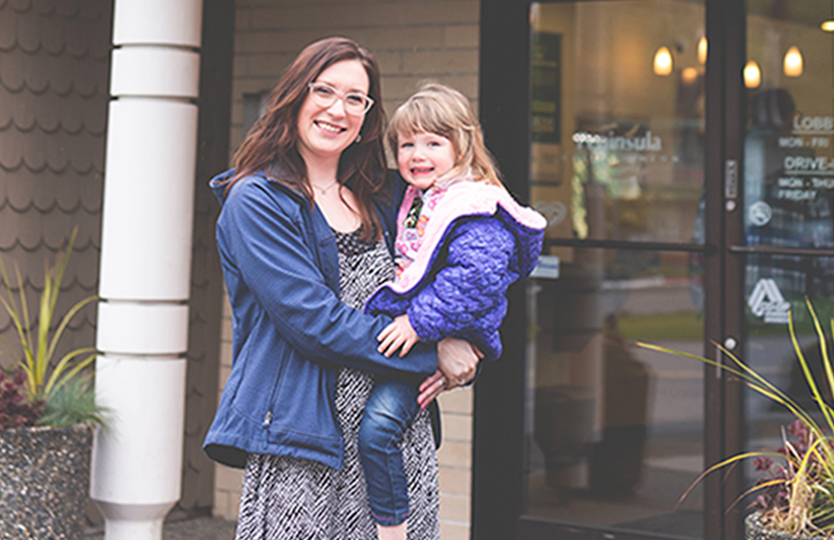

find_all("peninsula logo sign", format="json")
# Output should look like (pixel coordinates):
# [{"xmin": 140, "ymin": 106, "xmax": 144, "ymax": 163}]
[{"xmin": 748, "ymin": 278, "xmax": 790, "ymax": 324}]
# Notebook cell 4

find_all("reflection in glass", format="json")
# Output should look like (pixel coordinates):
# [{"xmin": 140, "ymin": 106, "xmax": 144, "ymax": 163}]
[
  {"xmin": 654, "ymin": 46, "xmax": 674, "ymax": 76},
  {"xmin": 525, "ymin": 248, "xmax": 704, "ymax": 538},
  {"xmin": 744, "ymin": 60, "xmax": 762, "ymax": 89},
  {"xmin": 529, "ymin": 1, "xmax": 705, "ymax": 245},
  {"xmin": 744, "ymin": 0, "xmax": 834, "ymax": 514},
  {"xmin": 697, "ymin": 36, "xmax": 708, "ymax": 65},
  {"xmin": 525, "ymin": 2, "xmax": 707, "ymax": 537},
  {"xmin": 783, "ymin": 46, "xmax": 804, "ymax": 78}
]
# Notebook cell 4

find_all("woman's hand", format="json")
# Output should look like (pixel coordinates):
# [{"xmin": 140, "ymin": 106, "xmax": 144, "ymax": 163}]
[
  {"xmin": 416, "ymin": 337, "xmax": 483, "ymax": 408},
  {"xmin": 437, "ymin": 336, "xmax": 482, "ymax": 387},
  {"xmin": 417, "ymin": 370, "xmax": 446, "ymax": 409}
]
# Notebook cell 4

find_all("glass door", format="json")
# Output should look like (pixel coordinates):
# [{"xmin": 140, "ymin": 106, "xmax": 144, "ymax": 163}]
[
  {"xmin": 523, "ymin": 1, "xmax": 706, "ymax": 538},
  {"xmin": 741, "ymin": 0, "xmax": 834, "ymax": 536},
  {"xmin": 474, "ymin": 1, "xmax": 834, "ymax": 539}
]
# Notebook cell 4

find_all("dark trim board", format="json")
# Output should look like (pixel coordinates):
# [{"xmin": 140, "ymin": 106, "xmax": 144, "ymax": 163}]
[
  {"xmin": 472, "ymin": 0, "xmax": 531, "ymax": 539},
  {"xmin": 177, "ymin": 0, "xmax": 236, "ymax": 512}
]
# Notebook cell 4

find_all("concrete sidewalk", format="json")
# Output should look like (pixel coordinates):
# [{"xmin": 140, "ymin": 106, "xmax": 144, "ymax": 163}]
[{"xmin": 87, "ymin": 516, "xmax": 237, "ymax": 540}]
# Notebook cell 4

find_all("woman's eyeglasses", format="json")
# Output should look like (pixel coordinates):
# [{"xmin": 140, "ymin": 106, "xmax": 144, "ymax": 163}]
[{"xmin": 308, "ymin": 82, "xmax": 374, "ymax": 116}]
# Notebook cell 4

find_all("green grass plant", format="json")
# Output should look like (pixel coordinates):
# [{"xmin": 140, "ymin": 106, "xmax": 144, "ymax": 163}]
[
  {"xmin": 638, "ymin": 299, "xmax": 834, "ymax": 537},
  {"xmin": 38, "ymin": 375, "xmax": 106, "ymax": 428}
]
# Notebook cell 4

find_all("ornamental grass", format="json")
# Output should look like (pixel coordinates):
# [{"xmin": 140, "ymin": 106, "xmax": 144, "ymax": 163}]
[
  {"xmin": 639, "ymin": 298, "xmax": 834, "ymax": 537},
  {"xmin": 0, "ymin": 228, "xmax": 105, "ymax": 430}
]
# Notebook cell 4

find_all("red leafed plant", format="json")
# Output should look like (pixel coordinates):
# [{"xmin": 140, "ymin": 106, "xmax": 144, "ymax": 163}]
[{"xmin": 0, "ymin": 370, "xmax": 44, "ymax": 430}]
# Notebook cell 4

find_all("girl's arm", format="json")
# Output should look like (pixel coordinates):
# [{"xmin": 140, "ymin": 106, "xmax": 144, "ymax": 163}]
[
  {"xmin": 222, "ymin": 180, "xmax": 437, "ymax": 378},
  {"xmin": 407, "ymin": 217, "xmax": 516, "ymax": 345}
]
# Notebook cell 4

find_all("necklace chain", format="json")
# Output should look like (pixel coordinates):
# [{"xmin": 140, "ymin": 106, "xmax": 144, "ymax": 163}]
[{"xmin": 312, "ymin": 180, "xmax": 339, "ymax": 196}]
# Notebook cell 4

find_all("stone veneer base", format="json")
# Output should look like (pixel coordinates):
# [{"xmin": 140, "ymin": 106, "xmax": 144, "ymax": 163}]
[{"xmin": 0, "ymin": 424, "xmax": 93, "ymax": 540}]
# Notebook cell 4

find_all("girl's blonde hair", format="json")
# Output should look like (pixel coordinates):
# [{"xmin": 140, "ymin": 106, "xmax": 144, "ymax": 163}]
[{"xmin": 387, "ymin": 83, "xmax": 503, "ymax": 186}]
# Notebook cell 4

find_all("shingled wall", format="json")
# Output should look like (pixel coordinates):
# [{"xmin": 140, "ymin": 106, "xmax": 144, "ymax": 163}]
[
  {"xmin": 0, "ymin": 0, "xmax": 230, "ymax": 518},
  {"xmin": 0, "ymin": 0, "xmax": 110, "ymax": 372}
]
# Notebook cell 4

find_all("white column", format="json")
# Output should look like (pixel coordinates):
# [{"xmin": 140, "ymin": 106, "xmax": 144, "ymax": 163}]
[{"xmin": 90, "ymin": 2, "xmax": 203, "ymax": 540}]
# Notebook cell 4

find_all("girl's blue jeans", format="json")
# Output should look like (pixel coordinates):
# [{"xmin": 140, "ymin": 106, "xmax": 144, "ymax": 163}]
[{"xmin": 358, "ymin": 377, "xmax": 421, "ymax": 526}]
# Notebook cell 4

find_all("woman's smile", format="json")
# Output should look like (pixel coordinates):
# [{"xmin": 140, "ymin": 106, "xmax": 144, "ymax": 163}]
[{"xmin": 314, "ymin": 119, "xmax": 347, "ymax": 135}]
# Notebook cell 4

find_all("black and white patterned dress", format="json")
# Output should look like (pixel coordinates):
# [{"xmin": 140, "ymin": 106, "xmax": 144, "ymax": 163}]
[{"xmin": 235, "ymin": 230, "xmax": 440, "ymax": 540}]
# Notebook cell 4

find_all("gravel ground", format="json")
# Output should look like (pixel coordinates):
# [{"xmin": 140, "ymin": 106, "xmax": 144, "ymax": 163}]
[{"xmin": 87, "ymin": 516, "xmax": 237, "ymax": 540}]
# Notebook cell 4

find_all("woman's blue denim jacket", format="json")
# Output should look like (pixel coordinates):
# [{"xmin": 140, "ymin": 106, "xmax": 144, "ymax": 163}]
[{"xmin": 203, "ymin": 169, "xmax": 438, "ymax": 470}]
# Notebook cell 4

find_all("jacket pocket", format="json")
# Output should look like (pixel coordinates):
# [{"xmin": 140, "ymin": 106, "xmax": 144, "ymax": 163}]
[
  {"xmin": 260, "ymin": 341, "xmax": 293, "ymax": 429},
  {"xmin": 230, "ymin": 335, "xmax": 290, "ymax": 426},
  {"xmin": 265, "ymin": 352, "xmax": 337, "ymax": 442}
]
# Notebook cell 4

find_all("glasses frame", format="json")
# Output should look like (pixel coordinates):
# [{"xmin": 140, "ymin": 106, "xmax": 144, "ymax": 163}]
[{"xmin": 307, "ymin": 82, "xmax": 375, "ymax": 116}]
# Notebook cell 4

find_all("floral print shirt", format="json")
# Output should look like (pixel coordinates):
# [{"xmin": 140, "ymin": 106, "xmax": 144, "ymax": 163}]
[{"xmin": 394, "ymin": 183, "xmax": 450, "ymax": 277}]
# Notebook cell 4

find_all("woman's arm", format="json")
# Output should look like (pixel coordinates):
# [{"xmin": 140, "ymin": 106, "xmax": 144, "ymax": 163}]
[{"xmin": 222, "ymin": 180, "xmax": 437, "ymax": 377}]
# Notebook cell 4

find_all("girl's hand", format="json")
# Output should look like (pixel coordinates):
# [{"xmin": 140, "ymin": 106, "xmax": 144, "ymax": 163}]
[{"xmin": 377, "ymin": 314, "xmax": 420, "ymax": 358}]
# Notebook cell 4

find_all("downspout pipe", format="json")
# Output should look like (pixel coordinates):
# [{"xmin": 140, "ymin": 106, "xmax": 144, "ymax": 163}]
[{"xmin": 90, "ymin": 2, "xmax": 203, "ymax": 539}]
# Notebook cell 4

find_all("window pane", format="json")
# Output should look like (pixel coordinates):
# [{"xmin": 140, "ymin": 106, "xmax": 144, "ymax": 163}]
[
  {"xmin": 524, "ymin": 247, "xmax": 704, "ymax": 538},
  {"xmin": 743, "ymin": 0, "xmax": 834, "ymax": 517},
  {"xmin": 530, "ymin": 1, "xmax": 706, "ymax": 244},
  {"xmin": 744, "ymin": 5, "xmax": 834, "ymax": 251}
]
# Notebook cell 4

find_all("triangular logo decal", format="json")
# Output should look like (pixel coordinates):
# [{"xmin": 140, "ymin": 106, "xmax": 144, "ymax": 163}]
[{"xmin": 748, "ymin": 278, "xmax": 790, "ymax": 324}]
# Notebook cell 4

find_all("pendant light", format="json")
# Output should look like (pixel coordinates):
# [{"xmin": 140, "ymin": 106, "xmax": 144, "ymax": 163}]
[
  {"xmin": 744, "ymin": 60, "xmax": 762, "ymax": 88},
  {"xmin": 697, "ymin": 36, "xmax": 708, "ymax": 65},
  {"xmin": 682, "ymin": 67, "xmax": 699, "ymax": 85},
  {"xmin": 783, "ymin": 46, "xmax": 803, "ymax": 77},
  {"xmin": 653, "ymin": 46, "xmax": 673, "ymax": 76}
]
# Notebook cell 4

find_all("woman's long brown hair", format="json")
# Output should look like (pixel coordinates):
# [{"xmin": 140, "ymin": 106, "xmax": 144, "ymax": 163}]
[{"xmin": 225, "ymin": 37, "xmax": 387, "ymax": 242}]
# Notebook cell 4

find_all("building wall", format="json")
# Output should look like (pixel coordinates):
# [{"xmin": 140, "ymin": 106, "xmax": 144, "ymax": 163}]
[
  {"xmin": 0, "ymin": 0, "xmax": 234, "ymax": 521},
  {"xmin": 214, "ymin": 1, "xmax": 480, "ymax": 538},
  {"xmin": 0, "ymin": 0, "xmax": 110, "ymax": 372}
]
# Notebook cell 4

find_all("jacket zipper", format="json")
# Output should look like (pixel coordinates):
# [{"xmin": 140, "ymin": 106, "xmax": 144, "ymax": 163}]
[{"xmin": 263, "ymin": 411, "xmax": 272, "ymax": 427}]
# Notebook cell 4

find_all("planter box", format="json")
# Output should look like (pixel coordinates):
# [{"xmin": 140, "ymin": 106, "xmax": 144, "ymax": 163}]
[
  {"xmin": 746, "ymin": 511, "xmax": 827, "ymax": 540},
  {"xmin": 0, "ymin": 424, "xmax": 93, "ymax": 539}
]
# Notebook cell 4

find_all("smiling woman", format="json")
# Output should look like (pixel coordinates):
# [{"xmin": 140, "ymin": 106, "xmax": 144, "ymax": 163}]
[
  {"xmin": 203, "ymin": 37, "xmax": 481, "ymax": 540},
  {"xmin": 223, "ymin": 37, "xmax": 389, "ymax": 243},
  {"xmin": 296, "ymin": 59, "xmax": 372, "ymax": 233}
]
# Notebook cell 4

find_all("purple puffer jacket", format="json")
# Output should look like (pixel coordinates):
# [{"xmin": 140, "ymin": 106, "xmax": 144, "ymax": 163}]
[{"xmin": 364, "ymin": 181, "xmax": 546, "ymax": 361}]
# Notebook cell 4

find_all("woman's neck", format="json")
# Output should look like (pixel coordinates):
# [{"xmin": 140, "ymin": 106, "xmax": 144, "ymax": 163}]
[{"xmin": 299, "ymin": 149, "xmax": 340, "ymax": 190}]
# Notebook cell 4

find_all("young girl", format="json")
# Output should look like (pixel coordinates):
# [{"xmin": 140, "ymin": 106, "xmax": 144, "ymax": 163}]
[{"xmin": 361, "ymin": 83, "xmax": 546, "ymax": 539}]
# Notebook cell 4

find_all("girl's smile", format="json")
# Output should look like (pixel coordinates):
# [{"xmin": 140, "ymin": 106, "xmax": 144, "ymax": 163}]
[{"xmin": 397, "ymin": 131, "xmax": 456, "ymax": 191}]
